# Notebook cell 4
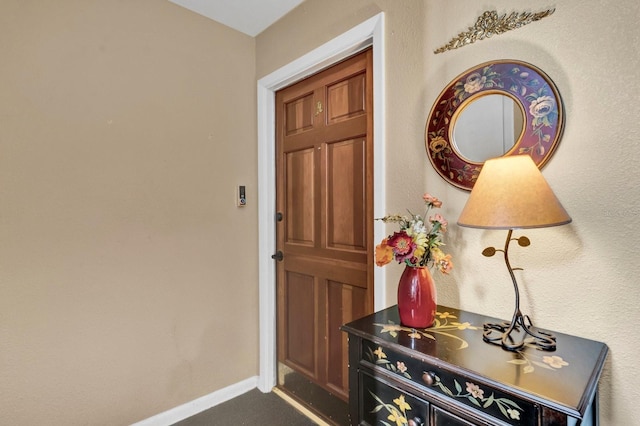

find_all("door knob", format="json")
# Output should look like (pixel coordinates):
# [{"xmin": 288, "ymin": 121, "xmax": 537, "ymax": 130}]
[{"xmin": 271, "ymin": 251, "xmax": 284, "ymax": 261}]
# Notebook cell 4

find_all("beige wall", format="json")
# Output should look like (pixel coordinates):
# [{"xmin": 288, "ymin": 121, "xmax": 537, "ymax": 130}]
[
  {"xmin": 1, "ymin": 1, "xmax": 258, "ymax": 424},
  {"xmin": 2, "ymin": 0, "xmax": 639, "ymax": 425},
  {"xmin": 258, "ymin": 0, "xmax": 639, "ymax": 424}
]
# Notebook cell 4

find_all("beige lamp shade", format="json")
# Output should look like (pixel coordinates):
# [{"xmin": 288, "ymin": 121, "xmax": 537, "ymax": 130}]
[{"xmin": 457, "ymin": 155, "xmax": 572, "ymax": 229}]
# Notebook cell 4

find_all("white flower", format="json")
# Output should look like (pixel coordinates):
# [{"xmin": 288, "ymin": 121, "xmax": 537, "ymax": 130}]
[
  {"xmin": 464, "ymin": 73, "xmax": 486, "ymax": 94},
  {"xmin": 529, "ymin": 96, "xmax": 555, "ymax": 119},
  {"xmin": 507, "ymin": 408, "xmax": 520, "ymax": 420}
]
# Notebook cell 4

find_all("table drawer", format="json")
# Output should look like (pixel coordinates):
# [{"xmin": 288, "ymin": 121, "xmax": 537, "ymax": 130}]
[{"xmin": 361, "ymin": 339, "xmax": 538, "ymax": 426}]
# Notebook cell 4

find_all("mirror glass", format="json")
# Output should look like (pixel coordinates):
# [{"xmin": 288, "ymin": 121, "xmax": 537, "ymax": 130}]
[{"xmin": 452, "ymin": 94, "xmax": 524, "ymax": 163}]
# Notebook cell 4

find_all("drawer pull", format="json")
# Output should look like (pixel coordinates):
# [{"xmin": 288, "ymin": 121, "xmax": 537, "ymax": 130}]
[
  {"xmin": 422, "ymin": 371, "xmax": 436, "ymax": 386},
  {"xmin": 408, "ymin": 416, "xmax": 424, "ymax": 426}
]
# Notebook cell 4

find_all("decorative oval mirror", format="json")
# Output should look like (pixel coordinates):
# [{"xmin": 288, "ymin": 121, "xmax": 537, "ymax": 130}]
[{"xmin": 425, "ymin": 60, "xmax": 564, "ymax": 191}]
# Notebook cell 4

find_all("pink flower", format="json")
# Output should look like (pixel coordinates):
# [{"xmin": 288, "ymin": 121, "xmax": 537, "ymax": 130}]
[
  {"xmin": 466, "ymin": 382, "xmax": 484, "ymax": 399},
  {"xmin": 422, "ymin": 193, "xmax": 442, "ymax": 208},
  {"xmin": 430, "ymin": 214, "xmax": 448, "ymax": 232}
]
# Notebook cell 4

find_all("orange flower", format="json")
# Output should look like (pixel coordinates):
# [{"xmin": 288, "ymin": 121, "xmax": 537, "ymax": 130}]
[
  {"xmin": 375, "ymin": 238, "xmax": 394, "ymax": 266},
  {"xmin": 432, "ymin": 250, "xmax": 454, "ymax": 274}
]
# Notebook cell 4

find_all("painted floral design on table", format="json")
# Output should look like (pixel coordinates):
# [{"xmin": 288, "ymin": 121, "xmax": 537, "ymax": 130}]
[
  {"xmin": 372, "ymin": 311, "xmax": 570, "ymax": 375},
  {"xmin": 374, "ymin": 311, "xmax": 477, "ymax": 350},
  {"xmin": 365, "ymin": 344, "xmax": 542, "ymax": 423},
  {"xmin": 433, "ymin": 376, "xmax": 523, "ymax": 421},
  {"xmin": 369, "ymin": 391, "xmax": 422, "ymax": 426},
  {"xmin": 365, "ymin": 345, "xmax": 413, "ymax": 379},
  {"xmin": 508, "ymin": 346, "xmax": 570, "ymax": 374}
]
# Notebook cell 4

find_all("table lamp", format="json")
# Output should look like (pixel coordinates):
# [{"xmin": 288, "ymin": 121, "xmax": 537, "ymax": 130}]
[{"xmin": 457, "ymin": 155, "xmax": 571, "ymax": 351}]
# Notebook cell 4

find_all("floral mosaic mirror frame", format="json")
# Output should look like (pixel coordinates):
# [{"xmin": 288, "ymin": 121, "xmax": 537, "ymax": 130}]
[{"xmin": 425, "ymin": 60, "xmax": 565, "ymax": 191}]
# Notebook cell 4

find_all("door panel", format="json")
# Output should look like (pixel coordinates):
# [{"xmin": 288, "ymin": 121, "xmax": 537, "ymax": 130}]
[
  {"xmin": 327, "ymin": 281, "xmax": 367, "ymax": 397},
  {"xmin": 284, "ymin": 271, "xmax": 316, "ymax": 376},
  {"xmin": 326, "ymin": 72, "xmax": 366, "ymax": 124},
  {"xmin": 326, "ymin": 138, "xmax": 366, "ymax": 250},
  {"xmin": 285, "ymin": 148, "xmax": 315, "ymax": 245},
  {"xmin": 275, "ymin": 48, "xmax": 373, "ymax": 417},
  {"xmin": 285, "ymin": 92, "xmax": 315, "ymax": 136}
]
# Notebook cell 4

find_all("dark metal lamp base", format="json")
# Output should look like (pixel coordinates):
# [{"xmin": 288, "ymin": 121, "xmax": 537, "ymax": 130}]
[{"xmin": 482, "ymin": 309, "xmax": 556, "ymax": 351}]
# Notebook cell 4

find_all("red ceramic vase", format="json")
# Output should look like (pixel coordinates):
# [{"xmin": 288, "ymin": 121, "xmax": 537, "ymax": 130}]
[{"xmin": 397, "ymin": 265, "xmax": 437, "ymax": 328}]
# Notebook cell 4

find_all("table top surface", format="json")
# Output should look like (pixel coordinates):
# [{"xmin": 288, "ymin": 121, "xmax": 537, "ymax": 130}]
[{"xmin": 342, "ymin": 304, "xmax": 608, "ymax": 416}]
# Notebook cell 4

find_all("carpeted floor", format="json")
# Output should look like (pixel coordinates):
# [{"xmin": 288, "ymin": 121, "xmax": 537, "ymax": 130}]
[{"xmin": 172, "ymin": 389, "xmax": 319, "ymax": 426}]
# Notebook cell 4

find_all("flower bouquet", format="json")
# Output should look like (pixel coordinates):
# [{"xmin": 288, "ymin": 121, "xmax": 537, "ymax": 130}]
[
  {"xmin": 375, "ymin": 193, "xmax": 453, "ymax": 274},
  {"xmin": 375, "ymin": 193, "xmax": 453, "ymax": 328}
]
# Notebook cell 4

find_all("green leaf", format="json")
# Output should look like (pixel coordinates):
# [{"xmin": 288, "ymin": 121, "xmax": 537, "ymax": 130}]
[
  {"xmin": 468, "ymin": 396, "xmax": 481, "ymax": 407},
  {"xmin": 500, "ymin": 398, "xmax": 523, "ymax": 409},
  {"xmin": 437, "ymin": 383, "xmax": 453, "ymax": 396},
  {"xmin": 483, "ymin": 394, "xmax": 495, "ymax": 408},
  {"xmin": 365, "ymin": 347, "xmax": 374, "ymax": 362},
  {"xmin": 454, "ymin": 380, "xmax": 463, "ymax": 393},
  {"xmin": 369, "ymin": 390, "xmax": 388, "ymax": 408},
  {"xmin": 497, "ymin": 402, "xmax": 509, "ymax": 418}
]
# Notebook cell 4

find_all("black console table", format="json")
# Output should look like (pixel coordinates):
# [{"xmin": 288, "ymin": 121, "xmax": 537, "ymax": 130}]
[{"xmin": 341, "ymin": 305, "xmax": 608, "ymax": 426}]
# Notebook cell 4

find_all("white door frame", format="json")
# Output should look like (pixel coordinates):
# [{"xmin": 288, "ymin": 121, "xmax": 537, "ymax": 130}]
[{"xmin": 256, "ymin": 12, "xmax": 386, "ymax": 392}]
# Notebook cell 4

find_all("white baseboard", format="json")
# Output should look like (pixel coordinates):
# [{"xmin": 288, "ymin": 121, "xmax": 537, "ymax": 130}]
[{"xmin": 131, "ymin": 376, "xmax": 261, "ymax": 426}]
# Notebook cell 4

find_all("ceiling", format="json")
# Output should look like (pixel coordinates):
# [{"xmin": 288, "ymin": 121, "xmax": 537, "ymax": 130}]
[{"xmin": 168, "ymin": 0, "xmax": 305, "ymax": 37}]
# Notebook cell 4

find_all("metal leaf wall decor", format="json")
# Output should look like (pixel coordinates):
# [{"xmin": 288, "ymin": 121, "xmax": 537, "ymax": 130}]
[{"xmin": 434, "ymin": 9, "xmax": 555, "ymax": 54}]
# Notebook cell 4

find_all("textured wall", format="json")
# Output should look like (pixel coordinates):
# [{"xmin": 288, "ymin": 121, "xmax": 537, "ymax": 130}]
[
  {"xmin": 0, "ymin": 1, "xmax": 258, "ymax": 424},
  {"xmin": 257, "ymin": 0, "xmax": 640, "ymax": 424},
  {"xmin": 2, "ymin": 0, "xmax": 637, "ymax": 424}
]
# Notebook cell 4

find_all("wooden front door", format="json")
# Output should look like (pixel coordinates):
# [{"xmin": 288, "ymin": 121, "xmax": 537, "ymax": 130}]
[{"xmin": 275, "ymin": 48, "xmax": 374, "ymax": 415}]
